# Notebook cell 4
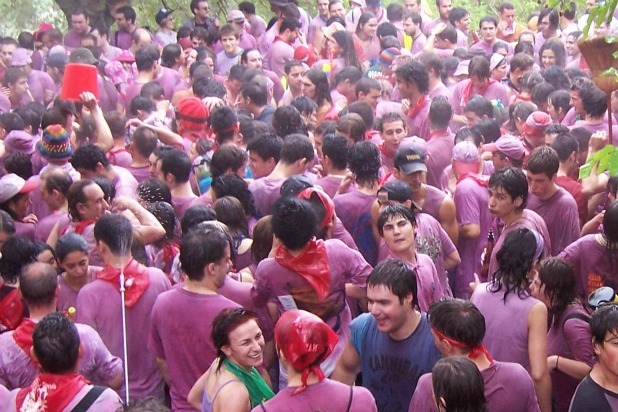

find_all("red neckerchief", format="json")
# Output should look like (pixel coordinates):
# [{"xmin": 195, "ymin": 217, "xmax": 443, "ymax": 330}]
[
  {"xmin": 432, "ymin": 327, "xmax": 493, "ymax": 362},
  {"xmin": 0, "ymin": 285, "xmax": 24, "ymax": 331},
  {"xmin": 161, "ymin": 242, "xmax": 180, "ymax": 274},
  {"xmin": 428, "ymin": 129, "xmax": 449, "ymax": 140},
  {"xmin": 379, "ymin": 171, "xmax": 394, "ymax": 186},
  {"xmin": 407, "ymin": 96, "xmax": 428, "ymax": 119},
  {"xmin": 462, "ymin": 78, "xmax": 495, "ymax": 106},
  {"xmin": 70, "ymin": 219, "xmax": 95, "ymax": 236},
  {"xmin": 97, "ymin": 259, "xmax": 150, "ymax": 308},
  {"xmin": 457, "ymin": 172, "xmax": 490, "ymax": 186},
  {"xmin": 274, "ymin": 238, "xmax": 331, "ymax": 300},
  {"xmin": 273, "ymin": 35, "xmax": 292, "ymax": 45},
  {"xmin": 12, "ymin": 318, "xmax": 40, "ymax": 365},
  {"xmin": 378, "ymin": 142, "xmax": 394, "ymax": 159},
  {"xmin": 107, "ymin": 147, "xmax": 130, "ymax": 164},
  {"xmin": 365, "ymin": 130, "xmax": 380, "ymax": 141},
  {"xmin": 15, "ymin": 373, "xmax": 89, "ymax": 411}
]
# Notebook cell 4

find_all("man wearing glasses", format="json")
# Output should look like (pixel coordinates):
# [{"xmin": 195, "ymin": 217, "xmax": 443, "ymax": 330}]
[{"xmin": 183, "ymin": 0, "xmax": 219, "ymax": 31}]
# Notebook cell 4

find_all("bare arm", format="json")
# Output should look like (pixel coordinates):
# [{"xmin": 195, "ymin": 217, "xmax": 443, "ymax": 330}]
[
  {"xmin": 528, "ymin": 302, "xmax": 552, "ymax": 412},
  {"xmin": 113, "ymin": 196, "xmax": 166, "ymax": 244},
  {"xmin": 104, "ymin": 371, "xmax": 124, "ymax": 390},
  {"xmin": 547, "ymin": 355, "xmax": 592, "ymax": 381},
  {"xmin": 331, "ymin": 341, "xmax": 362, "ymax": 385},
  {"xmin": 439, "ymin": 196, "xmax": 459, "ymax": 244},
  {"xmin": 188, "ymin": 369, "xmax": 209, "ymax": 410},
  {"xmin": 444, "ymin": 250, "xmax": 461, "ymax": 271},
  {"xmin": 81, "ymin": 92, "xmax": 113, "ymax": 153},
  {"xmin": 459, "ymin": 223, "xmax": 480, "ymax": 239},
  {"xmin": 126, "ymin": 118, "xmax": 184, "ymax": 148}
]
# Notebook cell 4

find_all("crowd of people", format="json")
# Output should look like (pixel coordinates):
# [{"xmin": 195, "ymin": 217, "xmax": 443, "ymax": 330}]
[{"xmin": 0, "ymin": 0, "xmax": 617, "ymax": 410}]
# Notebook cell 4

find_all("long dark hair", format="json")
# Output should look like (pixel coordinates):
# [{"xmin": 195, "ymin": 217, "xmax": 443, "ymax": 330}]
[
  {"xmin": 332, "ymin": 30, "xmax": 362, "ymax": 71},
  {"xmin": 537, "ymin": 257, "xmax": 579, "ymax": 319},
  {"xmin": 432, "ymin": 357, "xmax": 488, "ymax": 412},
  {"xmin": 305, "ymin": 68, "xmax": 333, "ymax": 107},
  {"xmin": 490, "ymin": 228, "xmax": 539, "ymax": 302}
]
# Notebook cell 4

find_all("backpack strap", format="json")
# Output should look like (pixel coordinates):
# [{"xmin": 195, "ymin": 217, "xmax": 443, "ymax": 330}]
[
  {"xmin": 561, "ymin": 312, "xmax": 591, "ymax": 335},
  {"xmin": 346, "ymin": 385, "xmax": 354, "ymax": 412},
  {"xmin": 71, "ymin": 385, "xmax": 107, "ymax": 412}
]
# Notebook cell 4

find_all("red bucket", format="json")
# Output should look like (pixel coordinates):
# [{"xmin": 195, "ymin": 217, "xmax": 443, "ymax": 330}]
[{"xmin": 61, "ymin": 63, "xmax": 99, "ymax": 101}]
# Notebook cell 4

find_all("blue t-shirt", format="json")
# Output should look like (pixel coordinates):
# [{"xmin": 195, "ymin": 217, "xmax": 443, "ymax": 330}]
[{"xmin": 351, "ymin": 312, "xmax": 441, "ymax": 412}]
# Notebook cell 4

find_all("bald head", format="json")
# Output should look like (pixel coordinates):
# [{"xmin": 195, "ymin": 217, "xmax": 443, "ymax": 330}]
[
  {"xmin": 20, "ymin": 262, "xmax": 58, "ymax": 309},
  {"xmin": 131, "ymin": 28, "xmax": 152, "ymax": 50}
]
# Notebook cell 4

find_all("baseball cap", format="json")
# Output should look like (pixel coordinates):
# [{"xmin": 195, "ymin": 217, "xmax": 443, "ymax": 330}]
[
  {"xmin": 0, "ymin": 174, "xmax": 38, "ymax": 203},
  {"xmin": 523, "ymin": 111, "xmax": 552, "ymax": 138},
  {"xmin": 378, "ymin": 180, "xmax": 413, "ymax": 202},
  {"xmin": 69, "ymin": 48, "xmax": 98, "ymax": 65},
  {"xmin": 482, "ymin": 135, "xmax": 526, "ymax": 161},
  {"xmin": 46, "ymin": 53, "xmax": 67, "ymax": 70},
  {"xmin": 452, "ymin": 141, "xmax": 481, "ymax": 175},
  {"xmin": 155, "ymin": 8, "xmax": 174, "ymax": 25},
  {"xmin": 490, "ymin": 53, "xmax": 506, "ymax": 71},
  {"xmin": 280, "ymin": 175, "xmax": 313, "ymax": 198},
  {"xmin": 11, "ymin": 48, "xmax": 32, "ymax": 67},
  {"xmin": 453, "ymin": 60, "xmax": 469, "ymax": 77},
  {"xmin": 394, "ymin": 147, "xmax": 427, "ymax": 175},
  {"xmin": 227, "ymin": 10, "xmax": 246, "ymax": 22}
]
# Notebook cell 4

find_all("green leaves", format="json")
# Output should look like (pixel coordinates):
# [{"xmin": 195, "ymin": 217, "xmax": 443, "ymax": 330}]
[{"xmin": 579, "ymin": 145, "xmax": 618, "ymax": 179}]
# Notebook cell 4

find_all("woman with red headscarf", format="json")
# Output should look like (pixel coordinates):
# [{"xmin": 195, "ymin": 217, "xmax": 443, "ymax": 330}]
[{"xmin": 253, "ymin": 310, "xmax": 377, "ymax": 411}]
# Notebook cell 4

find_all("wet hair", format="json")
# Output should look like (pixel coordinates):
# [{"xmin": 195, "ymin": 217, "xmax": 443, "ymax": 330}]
[
  {"xmin": 550, "ymin": 132, "xmax": 579, "ymax": 162},
  {"xmin": 273, "ymin": 106, "xmax": 306, "ymax": 138},
  {"xmin": 137, "ymin": 178, "xmax": 172, "ymax": 205},
  {"xmin": 180, "ymin": 225, "xmax": 228, "ymax": 280},
  {"xmin": 491, "ymin": 228, "xmax": 539, "ymax": 301},
  {"xmin": 590, "ymin": 302, "xmax": 618, "ymax": 345},
  {"xmin": 0, "ymin": 112, "xmax": 25, "ymax": 133},
  {"xmin": 539, "ymin": 38, "xmax": 566, "ymax": 69},
  {"xmin": 210, "ymin": 106, "xmax": 238, "ymax": 146},
  {"xmin": 449, "ymin": 7, "xmax": 469, "ymax": 26},
  {"xmin": 509, "ymin": 53, "xmax": 534, "ymax": 73},
  {"xmin": 246, "ymin": 131, "xmax": 283, "ymax": 163},
  {"xmin": 290, "ymin": 96, "xmax": 318, "ymax": 120},
  {"xmin": 33, "ymin": 312, "xmax": 81, "ymax": 374},
  {"xmin": 548, "ymin": 90, "xmax": 571, "ymax": 117},
  {"xmin": 4, "ymin": 153, "xmax": 33, "ymax": 180},
  {"xmin": 488, "ymin": 167, "xmax": 528, "ymax": 209},
  {"xmin": 322, "ymin": 134, "xmax": 349, "ymax": 170},
  {"xmin": 305, "ymin": 68, "xmax": 332, "ymax": 107},
  {"xmin": 376, "ymin": 21, "xmax": 398, "ymax": 39},
  {"xmin": 429, "ymin": 298, "xmax": 486, "ymax": 347},
  {"xmin": 94, "ymin": 214, "xmax": 133, "ymax": 256},
  {"xmin": 212, "ymin": 307, "xmax": 259, "ymax": 372},
  {"xmin": 464, "ymin": 96, "xmax": 493, "ymax": 119},
  {"xmin": 471, "ymin": 119, "xmax": 501, "ymax": 144},
  {"xmin": 377, "ymin": 203, "xmax": 417, "ymax": 237},
  {"xmin": 346, "ymin": 102, "xmax": 374, "ymax": 129},
  {"xmin": 531, "ymin": 81, "xmax": 556, "ymax": 108},
  {"xmin": 146, "ymin": 201, "xmax": 177, "ymax": 240},
  {"xmin": 527, "ymin": 146, "xmax": 559, "ymax": 178},
  {"xmin": 336, "ymin": 113, "xmax": 366, "ymax": 144},
  {"xmin": 210, "ymin": 173, "xmax": 256, "ymax": 217},
  {"xmin": 542, "ymin": 66, "xmax": 570, "ymax": 90},
  {"xmin": 356, "ymin": 12, "xmax": 377, "ymax": 36},
  {"xmin": 355, "ymin": 77, "xmax": 381, "ymax": 97},
  {"xmin": 432, "ymin": 357, "xmax": 488, "ymax": 412},
  {"xmin": 395, "ymin": 61, "xmax": 429, "ymax": 94},
  {"xmin": 210, "ymin": 145, "xmax": 247, "ymax": 179},
  {"xmin": 161, "ymin": 149, "xmax": 192, "ymax": 184},
  {"xmin": 538, "ymin": 7, "xmax": 559, "ymax": 31},
  {"xmin": 214, "ymin": 196, "xmax": 248, "ymax": 236},
  {"xmin": 181, "ymin": 205, "xmax": 217, "ymax": 234},
  {"xmin": 161, "ymin": 43, "xmax": 182, "ymax": 68},
  {"xmin": 349, "ymin": 141, "xmax": 380, "ymax": 187},
  {"xmin": 93, "ymin": 177, "xmax": 115, "ymax": 204},
  {"xmin": 14, "ymin": 108, "xmax": 41, "ymax": 132},
  {"xmin": 280, "ymin": 134, "xmax": 314, "ymax": 165},
  {"xmin": 251, "ymin": 216, "xmax": 272, "ymax": 264},
  {"xmin": 272, "ymin": 198, "xmax": 317, "ymax": 250},
  {"xmin": 56, "ymin": 233, "xmax": 89, "ymax": 262},
  {"xmin": 455, "ymin": 127, "xmax": 483, "ymax": 147},
  {"xmin": 429, "ymin": 96, "xmax": 452, "ymax": 129},
  {"xmin": 368, "ymin": 258, "xmax": 419, "ymax": 309},
  {"xmin": 536, "ymin": 257, "xmax": 579, "ymax": 318},
  {"xmin": 0, "ymin": 236, "xmax": 39, "ymax": 283},
  {"xmin": 580, "ymin": 83, "xmax": 608, "ymax": 118},
  {"xmin": 71, "ymin": 144, "xmax": 109, "ymax": 171}
]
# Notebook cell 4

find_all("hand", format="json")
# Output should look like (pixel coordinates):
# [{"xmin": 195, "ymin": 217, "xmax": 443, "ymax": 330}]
[
  {"xmin": 112, "ymin": 196, "xmax": 137, "ymax": 213},
  {"xmin": 156, "ymin": 99, "xmax": 170, "ymax": 114},
  {"xmin": 45, "ymin": 89, "xmax": 54, "ymax": 103},
  {"xmin": 0, "ymin": 87, "xmax": 9, "ymax": 97},
  {"xmin": 22, "ymin": 214, "xmax": 38, "ymax": 224},
  {"xmin": 80, "ymin": 92, "xmax": 99, "ymax": 111},
  {"xmin": 337, "ymin": 170, "xmax": 356, "ymax": 195},
  {"xmin": 433, "ymin": 23, "xmax": 447, "ymax": 36},
  {"xmin": 401, "ymin": 98, "xmax": 410, "ymax": 113},
  {"xmin": 469, "ymin": 273, "xmax": 481, "ymax": 294},
  {"xmin": 589, "ymin": 131, "xmax": 608, "ymax": 152},
  {"xmin": 547, "ymin": 355, "xmax": 558, "ymax": 371},
  {"xmin": 312, "ymin": 163, "xmax": 324, "ymax": 179},
  {"xmin": 125, "ymin": 118, "xmax": 143, "ymax": 128},
  {"xmin": 201, "ymin": 97, "xmax": 224, "ymax": 112},
  {"xmin": 497, "ymin": 20, "xmax": 508, "ymax": 32}
]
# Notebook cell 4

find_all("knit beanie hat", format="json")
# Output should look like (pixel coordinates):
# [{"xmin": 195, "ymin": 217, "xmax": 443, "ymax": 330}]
[
  {"xmin": 37, "ymin": 124, "xmax": 73, "ymax": 161},
  {"xmin": 176, "ymin": 97, "xmax": 210, "ymax": 134}
]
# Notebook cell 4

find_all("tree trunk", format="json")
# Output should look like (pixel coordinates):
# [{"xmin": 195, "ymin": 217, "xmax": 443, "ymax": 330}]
[{"xmin": 54, "ymin": 0, "xmax": 126, "ymax": 29}]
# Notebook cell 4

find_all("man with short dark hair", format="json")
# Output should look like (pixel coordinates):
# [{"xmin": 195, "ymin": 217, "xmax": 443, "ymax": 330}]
[
  {"xmin": 425, "ymin": 96, "xmax": 454, "ymax": 188},
  {"xmin": 423, "ymin": 0, "xmax": 451, "ymax": 36},
  {"xmin": 395, "ymin": 61, "xmax": 431, "ymax": 140},
  {"xmin": 241, "ymin": 77, "xmax": 274, "ymax": 125},
  {"xmin": 409, "ymin": 298, "xmax": 539, "ymax": 411},
  {"xmin": 526, "ymin": 146, "xmax": 580, "ymax": 255},
  {"xmin": 2, "ymin": 311, "xmax": 122, "ymax": 410},
  {"xmin": 149, "ymin": 225, "xmax": 238, "ymax": 411},
  {"xmin": 470, "ymin": 15, "xmax": 503, "ymax": 56},
  {"xmin": 160, "ymin": 148, "xmax": 198, "ymax": 218},
  {"xmin": 111, "ymin": 5, "xmax": 140, "ymax": 50},
  {"xmin": 486, "ymin": 167, "xmax": 551, "ymax": 276},
  {"xmin": 332, "ymin": 258, "xmax": 441, "ymax": 411},
  {"xmin": 496, "ymin": 2, "xmax": 525, "ymax": 43},
  {"xmin": 0, "ymin": 262, "xmax": 123, "ymax": 390},
  {"xmin": 265, "ymin": 17, "xmax": 302, "ymax": 77},
  {"xmin": 76, "ymin": 214, "xmax": 171, "ymax": 402},
  {"xmin": 183, "ymin": 0, "xmax": 218, "ymax": 31},
  {"xmin": 64, "ymin": 8, "xmax": 92, "ymax": 50},
  {"xmin": 551, "ymin": 132, "xmax": 588, "ymax": 225}
]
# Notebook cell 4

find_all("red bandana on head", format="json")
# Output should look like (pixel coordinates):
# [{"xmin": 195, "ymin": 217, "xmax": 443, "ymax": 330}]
[
  {"xmin": 432, "ymin": 327, "xmax": 493, "ymax": 362},
  {"xmin": 274, "ymin": 238, "xmax": 331, "ymax": 300},
  {"xmin": 15, "ymin": 373, "xmax": 88, "ymax": 411},
  {"xmin": 97, "ymin": 259, "xmax": 150, "ymax": 308}
]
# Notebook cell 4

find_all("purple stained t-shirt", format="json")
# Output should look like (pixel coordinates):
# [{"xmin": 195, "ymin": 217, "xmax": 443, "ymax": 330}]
[
  {"xmin": 149, "ymin": 288, "xmax": 240, "ymax": 412},
  {"xmin": 454, "ymin": 176, "xmax": 492, "ymax": 298},
  {"xmin": 0, "ymin": 321, "xmax": 122, "ymax": 390},
  {"xmin": 27, "ymin": 70, "xmax": 55, "ymax": 104},
  {"xmin": 75, "ymin": 266, "xmax": 171, "ymax": 402},
  {"xmin": 56, "ymin": 266, "xmax": 101, "ymax": 313},
  {"xmin": 112, "ymin": 165, "xmax": 139, "ymax": 198},
  {"xmin": 334, "ymin": 189, "xmax": 378, "ymax": 266},
  {"xmin": 547, "ymin": 305, "xmax": 595, "ymax": 412},
  {"xmin": 526, "ymin": 187, "xmax": 580, "ymax": 256},
  {"xmin": 558, "ymin": 234, "xmax": 618, "ymax": 298},
  {"xmin": 253, "ymin": 379, "xmax": 377, "ymax": 412},
  {"xmin": 248, "ymin": 177, "xmax": 286, "ymax": 218},
  {"xmin": 409, "ymin": 361, "xmax": 540, "ymax": 412},
  {"xmin": 471, "ymin": 282, "xmax": 540, "ymax": 372},
  {"xmin": 425, "ymin": 131, "xmax": 454, "ymax": 189},
  {"xmin": 34, "ymin": 211, "xmax": 70, "ymax": 243},
  {"xmin": 488, "ymin": 209, "xmax": 552, "ymax": 278}
]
